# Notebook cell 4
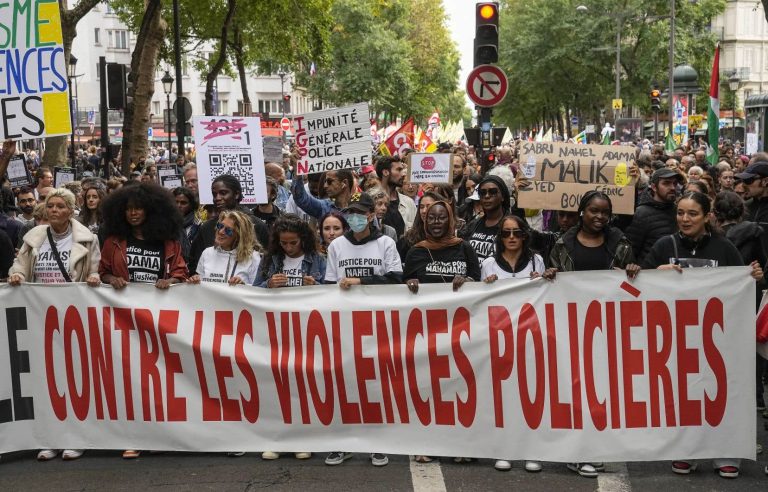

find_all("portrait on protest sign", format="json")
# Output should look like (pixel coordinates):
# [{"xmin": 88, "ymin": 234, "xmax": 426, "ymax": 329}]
[
  {"xmin": 615, "ymin": 118, "xmax": 643, "ymax": 144},
  {"xmin": 0, "ymin": 0, "xmax": 72, "ymax": 140},
  {"xmin": 53, "ymin": 166, "xmax": 75, "ymax": 188},
  {"xmin": 293, "ymin": 103, "xmax": 372, "ymax": 175},
  {"xmin": 5, "ymin": 155, "xmax": 32, "ymax": 187},
  {"xmin": 193, "ymin": 116, "xmax": 268, "ymax": 205}
]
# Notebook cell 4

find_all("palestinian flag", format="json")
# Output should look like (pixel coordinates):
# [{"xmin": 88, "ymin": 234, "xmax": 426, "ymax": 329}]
[{"xmin": 706, "ymin": 44, "xmax": 720, "ymax": 165}]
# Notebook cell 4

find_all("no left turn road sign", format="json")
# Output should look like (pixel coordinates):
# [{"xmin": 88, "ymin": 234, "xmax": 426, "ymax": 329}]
[{"xmin": 466, "ymin": 65, "xmax": 508, "ymax": 108}]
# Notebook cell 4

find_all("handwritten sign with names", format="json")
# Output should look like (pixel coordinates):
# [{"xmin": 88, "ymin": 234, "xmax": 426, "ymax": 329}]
[{"xmin": 293, "ymin": 103, "xmax": 372, "ymax": 175}]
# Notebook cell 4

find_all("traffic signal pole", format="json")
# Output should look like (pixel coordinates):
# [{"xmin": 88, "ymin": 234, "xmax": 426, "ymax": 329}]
[{"xmin": 473, "ymin": 2, "xmax": 499, "ymax": 159}]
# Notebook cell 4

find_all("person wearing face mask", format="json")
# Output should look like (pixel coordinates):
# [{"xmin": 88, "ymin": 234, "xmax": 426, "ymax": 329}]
[
  {"xmin": 642, "ymin": 191, "xmax": 762, "ymax": 479},
  {"xmin": 323, "ymin": 191, "xmax": 402, "ymax": 468},
  {"xmin": 187, "ymin": 210, "xmax": 262, "ymax": 285},
  {"xmin": 319, "ymin": 211, "xmax": 349, "ymax": 256}
]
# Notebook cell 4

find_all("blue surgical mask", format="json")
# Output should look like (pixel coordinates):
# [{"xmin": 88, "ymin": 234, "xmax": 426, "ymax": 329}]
[{"xmin": 347, "ymin": 213, "xmax": 368, "ymax": 233}]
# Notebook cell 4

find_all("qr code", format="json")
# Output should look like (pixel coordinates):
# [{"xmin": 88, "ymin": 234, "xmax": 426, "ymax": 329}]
[{"xmin": 209, "ymin": 154, "xmax": 254, "ymax": 195}]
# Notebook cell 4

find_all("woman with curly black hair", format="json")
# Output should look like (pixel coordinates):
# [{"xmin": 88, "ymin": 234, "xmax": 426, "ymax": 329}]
[
  {"xmin": 254, "ymin": 214, "xmax": 325, "ymax": 288},
  {"xmin": 98, "ymin": 182, "xmax": 188, "ymax": 459}
]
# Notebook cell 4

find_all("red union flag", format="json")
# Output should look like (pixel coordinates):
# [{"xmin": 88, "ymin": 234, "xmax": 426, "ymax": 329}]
[{"xmin": 380, "ymin": 118, "xmax": 414, "ymax": 156}]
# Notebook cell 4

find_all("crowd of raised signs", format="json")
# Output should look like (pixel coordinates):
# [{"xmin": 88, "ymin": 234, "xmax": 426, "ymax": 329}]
[{"xmin": 0, "ymin": 135, "xmax": 766, "ymax": 479}]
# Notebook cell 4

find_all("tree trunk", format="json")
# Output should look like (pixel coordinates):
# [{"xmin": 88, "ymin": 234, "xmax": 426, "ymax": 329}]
[
  {"xmin": 231, "ymin": 24, "xmax": 251, "ymax": 116},
  {"xmin": 121, "ymin": 0, "xmax": 167, "ymax": 176},
  {"xmin": 40, "ymin": 0, "xmax": 101, "ymax": 169},
  {"xmin": 204, "ymin": 0, "xmax": 237, "ymax": 116}
]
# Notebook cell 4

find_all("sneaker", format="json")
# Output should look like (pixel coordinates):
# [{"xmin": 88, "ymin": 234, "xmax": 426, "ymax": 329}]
[
  {"xmin": 62, "ymin": 449, "xmax": 83, "ymax": 460},
  {"xmin": 453, "ymin": 457, "xmax": 474, "ymax": 463},
  {"xmin": 494, "ymin": 460, "xmax": 511, "ymax": 471},
  {"xmin": 591, "ymin": 462, "xmax": 605, "ymax": 471},
  {"xmin": 294, "ymin": 452, "xmax": 311, "ymax": 459},
  {"xmin": 325, "ymin": 452, "xmax": 353, "ymax": 466},
  {"xmin": 37, "ymin": 449, "xmax": 59, "ymax": 461},
  {"xmin": 261, "ymin": 451, "xmax": 280, "ymax": 460},
  {"xmin": 525, "ymin": 461, "xmax": 542, "ymax": 472},
  {"xmin": 717, "ymin": 465, "xmax": 739, "ymax": 478},
  {"xmin": 672, "ymin": 461, "xmax": 696, "ymax": 474},
  {"xmin": 567, "ymin": 463, "xmax": 597, "ymax": 478},
  {"xmin": 370, "ymin": 453, "xmax": 388, "ymax": 467},
  {"xmin": 122, "ymin": 449, "xmax": 140, "ymax": 459},
  {"xmin": 227, "ymin": 452, "xmax": 245, "ymax": 457}
]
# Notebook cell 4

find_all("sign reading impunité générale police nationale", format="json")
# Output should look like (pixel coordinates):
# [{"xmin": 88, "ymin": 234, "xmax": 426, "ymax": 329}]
[
  {"xmin": 293, "ymin": 103, "xmax": 372, "ymax": 175},
  {"xmin": 0, "ymin": 0, "xmax": 72, "ymax": 140}
]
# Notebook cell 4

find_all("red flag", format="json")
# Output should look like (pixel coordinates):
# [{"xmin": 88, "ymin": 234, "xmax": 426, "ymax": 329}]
[{"xmin": 381, "ymin": 117, "xmax": 415, "ymax": 156}]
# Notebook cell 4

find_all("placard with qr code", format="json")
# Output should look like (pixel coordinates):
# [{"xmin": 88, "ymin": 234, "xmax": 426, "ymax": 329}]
[{"xmin": 193, "ymin": 116, "xmax": 268, "ymax": 205}]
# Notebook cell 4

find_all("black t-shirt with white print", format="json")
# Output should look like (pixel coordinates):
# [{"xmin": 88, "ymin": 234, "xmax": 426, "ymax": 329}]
[
  {"xmin": 126, "ymin": 235, "xmax": 163, "ymax": 283},
  {"xmin": 403, "ymin": 241, "xmax": 481, "ymax": 283},
  {"xmin": 467, "ymin": 220, "xmax": 498, "ymax": 261}
]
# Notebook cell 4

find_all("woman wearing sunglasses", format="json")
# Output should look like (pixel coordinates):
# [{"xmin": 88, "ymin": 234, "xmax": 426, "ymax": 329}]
[
  {"xmin": 187, "ymin": 210, "xmax": 262, "ymax": 285},
  {"xmin": 98, "ymin": 182, "xmax": 188, "ymax": 460}
]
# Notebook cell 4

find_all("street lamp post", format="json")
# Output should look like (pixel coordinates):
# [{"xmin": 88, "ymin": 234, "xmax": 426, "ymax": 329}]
[
  {"xmin": 68, "ymin": 55, "xmax": 77, "ymax": 167},
  {"xmin": 728, "ymin": 74, "xmax": 741, "ymax": 141},
  {"xmin": 162, "ymin": 71, "xmax": 174, "ymax": 156},
  {"xmin": 278, "ymin": 69, "xmax": 287, "ymax": 118},
  {"xmin": 668, "ymin": 0, "xmax": 675, "ymax": 144}
]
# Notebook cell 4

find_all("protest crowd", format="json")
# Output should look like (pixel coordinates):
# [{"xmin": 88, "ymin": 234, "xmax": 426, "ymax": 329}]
[{"xmin": 0, "ymin": 126, "xmax": 767, "ymax": 481}]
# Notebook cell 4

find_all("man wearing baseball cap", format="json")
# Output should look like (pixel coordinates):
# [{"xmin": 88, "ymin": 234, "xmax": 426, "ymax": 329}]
[{"xmin": 625, "ymin": 168, "xmax": 682, "ymax": 263}]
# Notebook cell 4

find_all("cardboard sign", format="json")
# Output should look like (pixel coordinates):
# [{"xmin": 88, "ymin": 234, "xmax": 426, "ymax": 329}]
[
  {"xmin": 53, "ymin": 166, "xmax": 75, "ymax": 188},
  {"xmin": 293, "ymin": 103, "xmax": 372, "ymax": 175},
  {"xmin": 0, "ymin": 0, "xmax": 72, "ymax": 140},
  {"xmin": 262, "ymin": 136, "xmax": 283, "ymax": 164},
  {"xmin": 161, "ymin": 174, "xmax": 183, "ymax": 190},
  {"xmin": 518, "ymin": 180, "xmax": 635, "ymax": 215},
  {"xmin": 406, "ymin": 153, "xmax": 452, "ymax": 184},
  {"xmin": 193, "ymin": 116, "xmax": 268, "ymax": 205},
  {"xmin": 518, "ymin": 142, "xmax": 636, "ymax": 186},
  {"xmin": 5, "ymin": 156, "xmax": 32, "ymax": 187}
]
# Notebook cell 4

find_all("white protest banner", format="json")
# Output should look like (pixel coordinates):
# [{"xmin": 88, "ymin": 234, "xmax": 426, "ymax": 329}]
[
  {"xmin": 0, "ymin": 269, "xmax": 755, "ymax": 461},
  {"xmin": 6, "ymin": 155, "xmax": 32, "ymax": 187},
  {"xmin": 407, "ymin": 153, "xmax": 452, "ymax": 184},
  {"xmin": 0, "ymin": 0, "xmax": 72, "ymax": 140},
  {"xmin": 293, "ymin": 103, "xmax": 372, "ymax": 175},
  {"xmin": 53, "ymin": 166, "xmax": 75, "ymax": 187},
  {"xmin": 193, "ymin": 116, "xmax": 267, "ymax": 205}
]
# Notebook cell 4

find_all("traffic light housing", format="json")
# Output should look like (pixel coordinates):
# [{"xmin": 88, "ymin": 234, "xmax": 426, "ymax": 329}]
[
  {"xmin": 282, "ymin": 94, "xmax": 291, "ymax": 114},
  {"xmin": 474, "ymin": 2, "xmax": 499, "ymax": 66},
  {"xmin": 650, "ymin": 88, "xmax": 661, "ymax": 112},
  {"xmin": 106, "ymin": 63, "xmax": 127, "ymax": 110}
]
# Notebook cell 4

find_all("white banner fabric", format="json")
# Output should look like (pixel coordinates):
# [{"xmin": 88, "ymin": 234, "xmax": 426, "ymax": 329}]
[{"xmin": 0, "ymin": 268, "xmax": 756, "ymax": 461}]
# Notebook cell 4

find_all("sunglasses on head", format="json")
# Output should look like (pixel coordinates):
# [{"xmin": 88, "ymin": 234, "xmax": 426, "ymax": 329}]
[
  {"xmin": 215, "ymin": 222, "xmax": 234, "ymax": 237},
  {"xmin": 478, "ymin": 188, "xmax": 499, "ymax": 197},
  {"xmin": 500, "ymin": 228, "xmax": 526, "ymax": 239}
]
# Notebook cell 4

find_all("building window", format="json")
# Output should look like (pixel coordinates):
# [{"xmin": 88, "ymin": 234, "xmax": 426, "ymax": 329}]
[
  {"xmin": 115, "ymin": 30, "xmax": 128, "ymax": 50},
  {"xmin": 152, "ymin": 101, "xmax": 161, "ymax": 116},
  {"xmin": 94, "ymin": 28, "xmax": 100, "ymax": 45},
  {"xmin": 220, "ymin": 100, "xmax": 228, "ymax": 115},
  {"xmin": 108, "ymin": 30, "xmax": 113, "ymax": 47},
  {"xmin": 182, "ymin": 57, "xmax": 189, "ymax": 76}
]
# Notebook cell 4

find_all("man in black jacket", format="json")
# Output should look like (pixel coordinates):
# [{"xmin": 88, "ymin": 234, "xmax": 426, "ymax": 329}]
[
  {"xmin": 737, "ymin": 160, "xmax": 768, "ymax": 254},
  {"xmin": 625, "ymin": 168, "xmax": 681, "ymax": 264}
]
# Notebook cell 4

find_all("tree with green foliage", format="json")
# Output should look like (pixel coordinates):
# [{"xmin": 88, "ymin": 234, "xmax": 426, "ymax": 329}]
[
  {"xmin": 296, "ymin": 0, "xmax": 467, "ymax": 126},
  {"xmin": 494, "ymin": 0, "xmax": 725, "ymax": 133}
]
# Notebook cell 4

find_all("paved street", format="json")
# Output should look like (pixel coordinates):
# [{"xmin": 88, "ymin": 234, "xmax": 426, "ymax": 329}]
[{"xmin": 0, "ymin": 411, "xmax": 766, "ymax": 491}]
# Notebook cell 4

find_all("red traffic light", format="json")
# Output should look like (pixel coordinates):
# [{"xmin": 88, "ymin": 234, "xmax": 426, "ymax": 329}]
[
  {"xmin": 479, "ymin": 3, "xmax": 497, "ymax": 20},
  {"xmin": 283, "ymin": 95, "xmax": 292, "ymax": 101}
]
